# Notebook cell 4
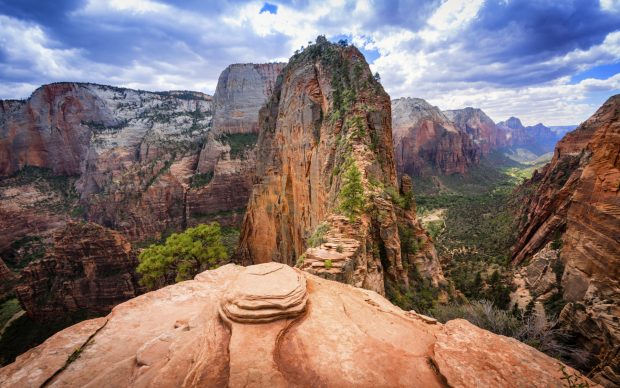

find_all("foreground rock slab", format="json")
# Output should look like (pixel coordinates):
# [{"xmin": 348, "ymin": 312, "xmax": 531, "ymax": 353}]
[{"xmin": 0, "ymin": 263, "xmax": 594, "ymax": 387}]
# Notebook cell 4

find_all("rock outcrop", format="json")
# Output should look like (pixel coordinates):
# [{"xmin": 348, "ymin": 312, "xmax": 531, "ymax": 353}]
[
  {"xmin": 512, "ymin": 95, "xmax": 620, "ymax": 386},
  {"xmin": 392, "ymin": 98, "xmax": 481, "ymax": 176},
  {"xmin": 211, "ymin": 63, "xmax": 286, "ymax": 135},
  {"xmin": 0, "ymin": 263, "xmax": 595, "ymax": 387},
  {"xmin": 236, "ymin": 38, "xmax": 444, "ymax": 296},
  {"xmin": 0, "ymin": 65, "xmax": 283, "ymax": 248},
  {"xmin": 188, "ymin": 63, "xmax": 284, "ymax": 227},
  {"xmin": 15, "ymin": 221, "xmax": 142, "ymax": 320},
  {"xmin": 444, "ymin": 107, "xmax": 510, "ymax": 154}
]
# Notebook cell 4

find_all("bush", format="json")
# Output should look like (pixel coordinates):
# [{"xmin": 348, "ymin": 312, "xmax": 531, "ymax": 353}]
[
  {"xmin": 308, "ymin": 223, "xmax": 330, "ymax": 247},
  {"xmin": 137, "ymin": 223, "xmax": 228, "ymax": 290},
  {"xmin": 324, "ymin": 259, "xmax": 333, "ymax": 269}
]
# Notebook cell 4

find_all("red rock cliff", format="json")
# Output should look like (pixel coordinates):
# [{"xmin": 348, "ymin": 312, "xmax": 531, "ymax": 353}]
[
  {"xmin": 236, "ymin": 39, "xmax": 444, "ymax": 295},
  {"xmin": 392, "ymin": 98, "xmax": 481, "ymax": 176},
  {"xmin": 15, "ymin": 221, "xmax": 142, "ymax": 321},
  {"xmin": 512, "ymin": 95, "xmax": 620, "ymax": 386}
]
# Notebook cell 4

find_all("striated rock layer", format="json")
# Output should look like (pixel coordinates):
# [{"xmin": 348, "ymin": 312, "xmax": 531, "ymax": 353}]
[
  {"xmin": 0, "ymin": 68, "xmax": 283, "ymax": 248},
  {"xmin": 392, "ymin": 98, "xmax": 481, "ymax": 176},
  {"xmin": 15, "ymin": 221, "xmax": 142, "ymax": 320},
  {"xmin": 236, "ymin": 38, "xmax": 444, "ymax": 295},
  {"xmin": 512, "ymin": 95, "xmax": 620, "ymax": 386},
  {"xmin": 0, "ymin": 263, "xmax": 595, "ymax": 388}
]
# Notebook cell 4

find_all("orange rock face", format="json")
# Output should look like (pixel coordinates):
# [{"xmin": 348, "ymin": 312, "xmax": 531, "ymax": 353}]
[
  {"xmin": 0, "ymin": 263, "xmax": 595, "ymax": 387},
  {"xmin": 512, "ymin": 95, "xmax": 620, "ymax": 386},
  {"xmin": 236, "ymin": 39, "xmax": 444, "ymax": 295}
]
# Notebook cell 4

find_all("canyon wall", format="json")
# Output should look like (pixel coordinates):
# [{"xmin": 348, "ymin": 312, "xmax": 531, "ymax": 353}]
[
  {"xmin": 15, "ymin": 222, "xmax": 142, "ymax": 320},
  {"xmin": 444, "ymin": 107, "xmax": 510, "ymax": 154},
  {"xmin": 0, "ymin": 263, "xmax": 595, "ymax": 388},
  {"xmin": 512, "ymin": 95, "xmax": 620, "ymax": 386},
  {"xmin": 392, "ymin": 98, "xmax": 481, "ymax": 176},
  {"xmin": 236, "ymin": 38, "xmax": 444, "ymax": 296},
  {"xmin": 187, "ymin": 63, "xmax": 285, "ymax": 226}
]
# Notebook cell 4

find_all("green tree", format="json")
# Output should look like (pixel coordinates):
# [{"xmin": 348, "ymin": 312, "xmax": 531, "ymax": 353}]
[
  {"xmin": 339, "ymin": 160, "xmax": 365, "ymax": 221},
  {"xmin": 137, "ymin": 223, "xmax": 228, "ymax": 290}
]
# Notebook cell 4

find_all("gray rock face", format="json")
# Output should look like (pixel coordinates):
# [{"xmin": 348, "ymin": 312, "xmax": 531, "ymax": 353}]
[{"xmin": 212, "ymin": 63, "xmax": 286, "ymax": 135}]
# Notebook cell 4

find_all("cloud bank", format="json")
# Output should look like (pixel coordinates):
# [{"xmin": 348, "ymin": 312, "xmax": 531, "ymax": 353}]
[{"xmin": 0, "ymin": 0, "xmax": 619, "ymax": 125}]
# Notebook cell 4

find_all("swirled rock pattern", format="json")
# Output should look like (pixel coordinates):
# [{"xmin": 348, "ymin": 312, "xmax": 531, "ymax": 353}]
[
  {"xmin": 219, "ymin": 262, "xmax": 307, "ymax": 324},
  {"xmin": 0, "ymin": 263, "xmax": 595, "ymax": 387}
]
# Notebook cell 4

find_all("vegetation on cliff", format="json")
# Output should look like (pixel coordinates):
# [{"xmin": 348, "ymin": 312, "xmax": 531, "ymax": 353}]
[{"xmin": 137, "ymin": 223, "xmax": 228, "ymax": 289}]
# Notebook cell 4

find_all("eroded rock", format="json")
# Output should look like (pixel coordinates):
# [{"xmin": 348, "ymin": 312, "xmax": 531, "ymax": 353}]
[{"xmin": 0, "ymin": 263, "xmax": 595, "ymax": 387}]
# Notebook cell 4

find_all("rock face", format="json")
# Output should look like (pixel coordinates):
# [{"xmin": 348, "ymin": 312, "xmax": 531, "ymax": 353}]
[
  {"xmin": 444, "ymin": 107, "xmax": 510, "ymax": 154},
  {"xmin": 14, "ymin": 221, "xmax": 142, "ymax": 320},
  {"xmin": 188, "ymin": 63, "xmax": 285, "ymax": 227},
  {"xmin": 512, "ymin": 95, "xmax": 620, "ymax": 386},
  {"xmin": 392, "ymin": 98, "xmax": 481, "ymax": 176},
  {"xmin": 211, "ymin": 63, "xmax": 286, "ymax": 135},
  {"xmin": 0, "ymin": 66, "xmax": 283, "ymax": 249},
  {"xmin": 0, "ymin": 263, "xmax": 595, "ymax": 387},
  {"xmin": 236, "ymin": 39, "xmax": 444, "ymax": 296}
]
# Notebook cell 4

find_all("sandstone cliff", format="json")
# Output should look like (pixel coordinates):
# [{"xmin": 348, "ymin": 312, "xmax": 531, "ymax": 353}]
[
  {"xmin": 444, "ymin": 107, "xmax": 510, "ymax": 154},
  {"xmin": 0, "ymin": 66, "xmax": 283, "ymax": 250},
  {"xmin": 211, "ymin": 63, "xmax": 286, "ymax": 135},
  {"xmin": 392, "ymin": 98, "xmax": 481, "ymax": 176},
  {"xmin": 512, "ymin": 95, "xmax": 620, "ymax": 386},
  {"xmin": 15, "ymin": 221, "xmax": 142, "ymax": 321},
  {"xmin": 0, "ymin": 263, "xmax": 595, "ymax": 388},
  {"xmin": 188, "ymin": 63, "xmax": 285, "ymax": 226},
  {"xmin": 236, "ymin": 38, "xmax": 444, "ymax": 297}
]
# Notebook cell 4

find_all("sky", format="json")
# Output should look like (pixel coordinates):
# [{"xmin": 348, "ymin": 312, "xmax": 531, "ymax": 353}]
[{"xmin": 1, "ymin": 0, "xmax": 619, "ymax": 125}]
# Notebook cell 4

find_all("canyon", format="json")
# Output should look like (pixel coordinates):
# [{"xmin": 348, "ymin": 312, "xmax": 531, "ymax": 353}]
[
  {"xmin": 512, "ymin": 95, "xmax": 620, "ymax": 386},
  {"xmin": 392, "ymin": 98, "xmax": 566, "ymax": 177},
  {"xmin": 0, "ymin": 35, "xmax": 616, "ymax": 388}
]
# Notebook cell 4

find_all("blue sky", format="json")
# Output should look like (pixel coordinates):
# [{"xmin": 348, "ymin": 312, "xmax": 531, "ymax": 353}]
[{"xmin": 0, "ymin": 0, "xmax": 619, "ymax": 125}]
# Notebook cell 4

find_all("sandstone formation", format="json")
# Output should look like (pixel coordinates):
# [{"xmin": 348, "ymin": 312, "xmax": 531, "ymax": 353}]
[
  {"xmin": 188, "ymin": 63, "xmax": 284, "ymax": 227},
  {"xmin": 392, "ymin": 98, "xmax": 481, "ymax": 176},
  {"xmin": 444, "ymin": 107, "xmax": 510, "ymax": 154},
  {"xmin": 236, "ymin": 38, "xmax": 444, "ymax": 296},
  {"xmin": 15, "ymin": 221, "xmax": 142, "ymax": 320},
  {"xmin": 512, "ymin": 95, "xmax": 620, "ymax": 386},
  {"xmin": 0, "ymin": 263, "xmax": 595, "ymax": 387},
  {"xmin": 0, "ymin": 65, "xmax": 283, "ymax": 250},
  {"xmin": 211, "ymin": 63, "xmax": 286, "ymax": 135}
]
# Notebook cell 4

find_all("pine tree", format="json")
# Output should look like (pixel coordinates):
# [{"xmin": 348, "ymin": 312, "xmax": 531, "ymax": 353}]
[{"xmin": 339, "ymin": 161, "xmax": 365, "ymax": 221}]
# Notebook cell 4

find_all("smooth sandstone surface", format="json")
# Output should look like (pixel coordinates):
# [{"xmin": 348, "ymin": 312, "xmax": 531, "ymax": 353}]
[{"xmin": 0, "ymin": 263, "xmax": 595, "ymax": 388}]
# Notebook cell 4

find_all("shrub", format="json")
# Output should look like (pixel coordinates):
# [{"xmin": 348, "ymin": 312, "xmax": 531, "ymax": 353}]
[
  {"xmin": 308, "ymin": 223, "xmax": 330, "ymax": 248},
  {"xmin": 324, "ymin": 259, "xmax": 333, "ymax": 269},
  {"xmin": 336, "ymin": 244, "xmax": 344, "ymax": 253},
  {"xmin": 137, "ymin": 223, "xmax": 228, "ymax": 290},
  {"xmin": 190, "ymin": 171, "xmax": 214, "ymax": 188}
]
